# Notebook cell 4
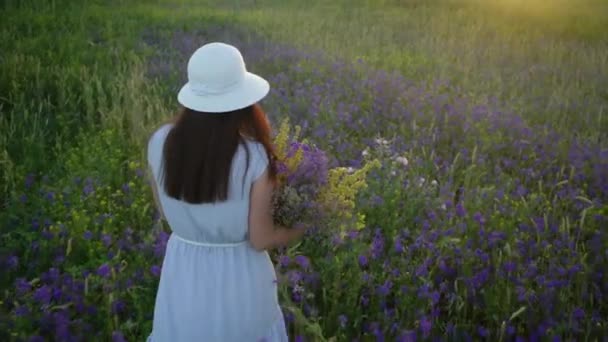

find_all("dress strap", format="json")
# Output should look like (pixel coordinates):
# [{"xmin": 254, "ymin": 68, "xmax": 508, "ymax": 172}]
[{"xmin": 172, "ymin": 233, "xmax": 248, "ymax": 248}]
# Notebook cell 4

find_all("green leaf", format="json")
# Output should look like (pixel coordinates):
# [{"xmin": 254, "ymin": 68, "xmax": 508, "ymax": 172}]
[
  {"xmin": 66, "ymin": 237, "xmax": 72, "ymax": 256},
  {"xmin": 509, "ymin": 306, "xmax": 526, "ymax": 321}
]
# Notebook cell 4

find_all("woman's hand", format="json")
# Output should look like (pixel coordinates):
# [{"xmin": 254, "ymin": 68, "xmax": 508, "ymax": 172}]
[
  {"xmin": 249, "ymin": 167, "xmax": 310, "ymax": 251},
  {"xmin": 290, "ymin": 222, "xmax": 308, "ymax": 239}
]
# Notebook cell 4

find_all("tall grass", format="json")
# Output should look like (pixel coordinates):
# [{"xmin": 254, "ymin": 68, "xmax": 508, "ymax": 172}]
[
  {"xmin": 215, "ymin": 0, "xmax": 608, "ymax": 139},
  {"xmin": 0, "ymin": 0, "xmax": 171, "ymax": 204}
]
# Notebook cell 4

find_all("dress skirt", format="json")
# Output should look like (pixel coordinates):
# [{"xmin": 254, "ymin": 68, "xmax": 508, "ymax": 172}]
[{"xmin": 147, "ymin": 233, "xmax": 288, "ymax": 342}]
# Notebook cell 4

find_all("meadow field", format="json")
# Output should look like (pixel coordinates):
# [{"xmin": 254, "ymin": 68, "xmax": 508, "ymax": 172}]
[{"xmin": 1, "ymin": 0, "xmax": 607, "ymax": 340}]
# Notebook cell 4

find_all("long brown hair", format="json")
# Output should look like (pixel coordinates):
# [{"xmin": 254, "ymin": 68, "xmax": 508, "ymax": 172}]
[{"xmin": 160, "ymin": 103, "xmax": 277, "ymax": 203}]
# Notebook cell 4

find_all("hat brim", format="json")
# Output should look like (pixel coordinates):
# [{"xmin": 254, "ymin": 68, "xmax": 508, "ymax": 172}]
[{"xmin": 177, "ymin": 72, "xmax": 270, "ymax": 113}]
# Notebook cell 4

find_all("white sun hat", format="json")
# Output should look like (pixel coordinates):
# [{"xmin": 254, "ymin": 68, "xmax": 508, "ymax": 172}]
[{"xmin": 177, "ymin": 42, "xmax": 270, "ymax": 113}]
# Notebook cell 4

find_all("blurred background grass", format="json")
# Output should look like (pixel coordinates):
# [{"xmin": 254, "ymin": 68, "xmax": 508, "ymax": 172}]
[
  {"xmin": 2, "ymin": 0, "xmax": 606, "ymax": 204},
  {"xmin": 225, "ymin": 0, "xmax": 607, "ymax": 137}
]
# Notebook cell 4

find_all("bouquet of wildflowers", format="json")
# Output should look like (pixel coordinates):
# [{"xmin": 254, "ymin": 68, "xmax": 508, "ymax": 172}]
[{"xmin": 271, "ymin": 119, "xmax": 380, "ymax": 235}]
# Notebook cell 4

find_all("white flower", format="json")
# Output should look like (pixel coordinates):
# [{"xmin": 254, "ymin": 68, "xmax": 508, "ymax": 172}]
[
  {"xmin": 440, "ymin": 203, "xmax": 447, "ymax": 211},
  {"xmin": 346, "ymin": 167, "xmax": 355, "ymax": 174},
  {"xmin": 390, "ymin": 170, "xmax": 396, "ymax": 176},
  {"xmin": 395, "ymin": 156, "xmax": 409, "ymax": 167},
  {"xmin": 430, "ymin": 180, "xmax": 438, "ymax": 186},
  {"xmin": 362, "ymin": 148, "xmax": 370, "ymax": 157},
  {"xmin": 374, "ymin": 137, "xmax": 389, "ymax": 146},
  {"xmin": 417, "ymin": 177, "xmax": 426, "ymax": 187}
]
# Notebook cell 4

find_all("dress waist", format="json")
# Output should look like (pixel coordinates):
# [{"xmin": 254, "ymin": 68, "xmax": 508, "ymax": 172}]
[{"xmin": 172, "ymin": 233, "xmax": 249, "ymax": 248}]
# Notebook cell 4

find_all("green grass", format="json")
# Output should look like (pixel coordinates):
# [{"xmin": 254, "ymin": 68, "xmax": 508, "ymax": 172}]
[
  {"xmin": 0, "ymin": 0, "xmax": 177, "ymax": 202},
  {"xmin": 2, "ymin": 0, "xmax": 606, "ymax": 197},
  {"xmin": 221, "ymin": 0, "xmax": 608, "ymax": 138}
]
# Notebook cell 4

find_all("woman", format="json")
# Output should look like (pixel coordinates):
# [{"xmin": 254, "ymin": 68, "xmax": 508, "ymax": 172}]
[{"xmin": 146, "ymin": 42, "xmax": 305, "ymax": 341}]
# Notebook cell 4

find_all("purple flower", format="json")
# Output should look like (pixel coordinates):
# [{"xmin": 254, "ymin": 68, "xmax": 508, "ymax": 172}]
[
  {"xmin": 33, "ymin": 285, "xmax": 52, "ymax": 304},
  {"xmin": 111, "ymin": 300, "xmax": 126, "ymax": 314},
  {"xmin": 15, "ymin": 305, "xmax": 30, "ymax": 317},
  {"xmin": 568, "ymin": 264, "xmax": 583, "ymax": 275},
  {"xmin": 46, "ymin": 267, "xmax": 60, "ymax": 283},
  {"xmin": 515, "ymin": 184, "xmax": 528, "ymax": 197},
  {"xmin": 503, "ymin": 261, "xmax": 517, "ymax": 273},
  {"xmin": 153, "ymin": 231, "xmax": 170, "ymax": 258},
  {"xmin": 415, "ymin": 263, "xmax": 428, "ymax": 278},
  {"xmin": 112, "ymin": 331, "xmax": 127, "ymax": 342},
  {"xmin": 6, "ymin": 255, "xmax": 18, "ymax": 269},
  {"xmin": 45, "ymin": 191, "xmax": 55, "ymax": 201},
  {"xmin": 430, "ymin": 291, "xmax": 440, "ymax": 305},
  {"xmin": 87, "ymin": 305, "xmax": 98, "ymax": 316},
  {"xmin": 338, "ymin": 314, "xmax": 348, "ymax": 328},
  {"xmin": 399, "ymin": 330, "xmax": 416, "ymax": 342},
  {"xmin": 150, "ymin": 265, "xmax": 161, "ymax": 277},
  {"xmin": 101, "ymin": 233, "xmax": 112, "ymax": 247},
  {"xmin": 286, "ymin": 142, "xmax": 329, "ymax": 186},
  {"xmin": 455, "ymin": 202, "xmax": 466, "ymax": 217},
  {"xmin": 358, "ymin": 254, "xmax": 368, "ymax": 267},
  {"xmin": 287, "ymin": 270, "xmax": 303, "ymax": 284},
  {"xmin": 278, "ymin": 255, "xmax": 290, "ymax": 267},
  {"xmin": 83, "ymin": 230, "xmax": 94, "ymax": 240},
  {"xmin": 371, "ymin": 231, "xmax": 385, "ymax": 259},
  {"xmin": 417, "ymin": 284, "xmax": 430, "ymax": 299},
  {"xmin": 25, "ymin": 173, "xmax": 35, "ymax": 188},
  {"xmin": 572, "ymin": 307, "xmax": 585, "ymax": 320},
  {"xmin": 50, "ymin": 286, "xmax": 63, "ymax": 302},
  {"xmin": 97, "ymin": 263, "xmax": 112, "ymax": 278},
  {"xmin": 506, "ymin": 325, "xmax": 516, "ymax": 335},
  {"xmin": 53, "ymin": 311, "xmax": 71, "ymax": 339},
  {"xmin": 419, "ymin": 316, "xmax": 432, "ymax": 338},
  {"xmin": 371, "ymin": 195, "xmax": 384, "ymax": 206},
  {"xmin": 83, "ymin": 183, "xmax": 94, "ymax": 195},
  {"xmin": 360, "ymin": 294, "xmax": 370, "ymax": 306},
  {"xmin": 54, "ymin": 254, "xmax": 66, "ymax": 266},
  {"xmin": 477, "ymin": 326, "xmax": 489, "ymax": 338},
  {"xmin": 445, "ymin": 322, "xmax": 455, "ymax": 335},
  {"xmin": 294, "ymin": 255, "xmax": 311, "ymax": 269},
  {"xmin": 473, "ymin": 212, "xmax": 486, "ymax": 226},
  {"xmin": 347, "ymin": 230, "xmax": 359, "ymax": 240},
  {"xmin": 376, "ymin": 280, "xmax": 392, "ymax": 297},
  {"xmin": 394, "ymin": 238, "xmax": 404, "ymax": 253},
  {"xmin": 488, "ymin": 231, "xmax": 506, "ymax": 246},
  {"xmin": 283, "ymin": 310, "xmax": 295, "ymax": 324},
  {"xmin": 331, "ymin": 233, "xmax": 343, "ymax": 246}
]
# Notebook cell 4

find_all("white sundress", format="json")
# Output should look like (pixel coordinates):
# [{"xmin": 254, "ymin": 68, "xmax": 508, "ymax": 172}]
[{"xmin": 146, "ymin": 124, "xmax": 288, "ymax": 342}]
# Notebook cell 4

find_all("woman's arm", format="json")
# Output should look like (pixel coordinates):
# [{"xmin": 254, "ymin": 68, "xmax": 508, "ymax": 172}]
[{"xmin": 248, "ymin": 169, "xmax": 305, "ymax": 251}]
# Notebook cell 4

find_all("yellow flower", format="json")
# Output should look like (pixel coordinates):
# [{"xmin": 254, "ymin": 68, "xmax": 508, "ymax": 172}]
[
  {"xmin": 318, "ymin": 159, "xmax": 380, "ymax": 234},
  {"xmin": 272, "ymin": 118, "xmax": 307, "ymax": 183},
  {"xmin": 273, "ymin": 118, "xmax": 291, "ymax": 161}
]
